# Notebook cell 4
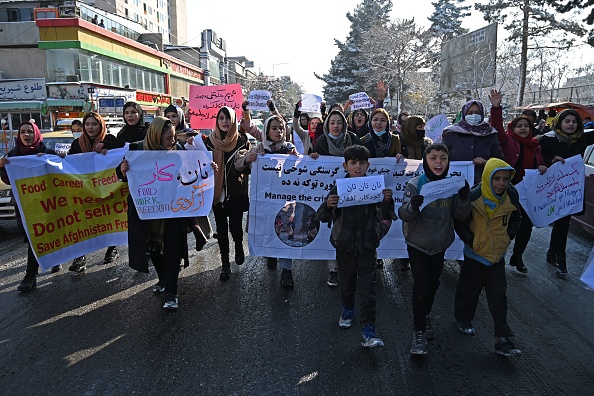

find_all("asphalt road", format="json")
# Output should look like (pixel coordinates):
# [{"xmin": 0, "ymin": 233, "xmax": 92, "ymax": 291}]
[{"xmin": 1, "ymin": 215, "xmax": 594, "ymax": 396}]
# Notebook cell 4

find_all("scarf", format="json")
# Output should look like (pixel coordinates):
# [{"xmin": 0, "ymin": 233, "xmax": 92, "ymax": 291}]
[
  {"xmin": 507, "ymin": 122, "xmax": 539, "ymax": 179},
  {"xmin": 456, "ymin": 100, "xmax": 496, "ymax": 136},
  {"xmin": 209, "ymin": 107, "xmax": 239, "ymax": 203},
  {"xmin": 79, "ymin": 113, "xmax": 107, "ymax": 153},
  {"xmin": 16, "ymin": 122, "xmax": 43, "ymax": 155},
  {"xmin": 323, "ymin": 110, "xmax": 352, "ymax": 156},
  {"xmin": 481, "ymin": 158, "xmax": 515, "ymax": 219},
  {"xmin": 551, "ymin": 109, "xmax": 584, "ymax": 144},
  {"xmin": 364, "ymin": 131, "xmax": 392, "ymax": 158},
  {"xmin": 400, "ymin": 116, "xmax": 425, "ymax": 160}
]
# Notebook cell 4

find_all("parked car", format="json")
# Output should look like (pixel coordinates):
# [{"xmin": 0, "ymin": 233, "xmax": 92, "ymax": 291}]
[
  {"xmin": 0, "ymin": 179, "xmax": 16, "ymax": 220},
  {"xmin": 41, "ymin": 130, "xmax": 75, "ymax": 155},
  {"xmin": 54, "ymin": 118, "xmax": 83, "ymax": 138},
  {"xmin": 571, "ymin": 132, "xmax": 594, "ymax": 236},
  {"xmin": 105, "ymin": 117, "xmax": 125, "ymax": 136}
]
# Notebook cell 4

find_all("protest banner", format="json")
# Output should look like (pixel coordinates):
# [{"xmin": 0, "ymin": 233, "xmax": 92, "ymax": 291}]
[
  {"xmin": 425, "ymin": 114, "xmax": 449, "ymax": 143},
  {"xmin": 188, "ymin": 83, "xmax": 244, "ymax": 129},
  {"xmin": 248, "ymin": 155, "xmax": 473, "ymax": 260},
  {"xmin": 419, "ymin": 175, "xmax": 466, "ymax": 210},
  {"xmin": 517, "ymin": 155, "xmax": 585, "ymax": 227},
  {"xmin": 125, "ymin": 150, "xmax": 214, "ymax": 220},
  {"xmin": 246, "ymin": 90, "xmax": 272, "ymax": 111},
  {"xmin": 299, "ymin": 94, "xmax": 322, "ymax": 113},
  {"xmin": 349, "ymin": 92, "xmax": 373, "ymax": 110},
  {"xmin": 336, "ymin": 175, "xmax": 385, "ymax": 208},
  {"xmin": 5, "ymin": 148, "xmax": 129, "ymax": 271}
]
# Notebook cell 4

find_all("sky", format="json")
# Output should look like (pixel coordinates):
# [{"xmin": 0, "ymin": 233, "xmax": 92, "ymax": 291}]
[{"xmin": 184, "ymin": 0, "xmax": 592, "ymax": 96}]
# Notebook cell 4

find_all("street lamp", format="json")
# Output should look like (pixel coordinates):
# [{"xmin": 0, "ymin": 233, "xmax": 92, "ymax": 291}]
[{"xmin": 272, "ymin": 62, "xmax": 288, "ymax": 77}]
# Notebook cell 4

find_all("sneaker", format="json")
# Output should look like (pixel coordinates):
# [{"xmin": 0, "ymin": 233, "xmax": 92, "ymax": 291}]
[
  {"xmin": 338, "ymin": 306, "xmax": 354, "ymax": 329},
  {"xmin": 361, "ymin": 324, "xmax": 384, "ymax": 348},
  {"xmin": 69, "ymin": 256, "xmax": 86, "ymax": 272},
  {"xmin": 495, "ymin": 337, "xmax": 522, "ymax": 356},
  {"xmin": 281, "ymin": 269, "xmax": 294, "ymax": 288},
  {"xmin": 103, "ymin": 246, "xmax": 119, "ymax": 264},
  {"xmin": 17, "ymin": 276, "xmax": 37, "ymax": 292},
  {"xmin": 51, "ymin": 265, "xmax": 61, "ymax": 273},
  {"xmin": 376, "ymin": 259, "xmax": 384, "ymax": 268},
  {"xmin": 399, "ymin": 258, "xmax": 410, "ymax": 271},
  {"xmin": 266, "ymin": 257, "xmax": 278, "ymax": 269},
  {"xmin": 327, "ymin": 271, "xmax": 339, "ymax": 287},
  {"xmin": 555, "ymin": 254, "xmax": 567, "ymax": 277},
  {"xmin": 425, "ymin": 316, "xmax": 436, "ymax": 340},
  {"xmin": 163, "ymin": 294, "xmax": 179, "ymax": 310},
  {"xmin": 455, "ymin": 318, "xmax": 476, "ymax": 335},
  {"xmin": 509, "ymin": 254, "xmax": 528, "ymax": 273},
  {"xmin": 410, "ymin": 331, "xmax": 428, "ymax": 355},
  {"xmin": 152, "ymin": 284, "xmax": 165, "ymax": 294}
]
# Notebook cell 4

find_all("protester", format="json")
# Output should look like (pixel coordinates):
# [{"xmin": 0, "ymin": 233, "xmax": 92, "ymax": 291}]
[
  {"xmin": 343, "ymin": 81, "xmax": 387, "ymax": 138},
  {"xmin": 236, "ymin": 115, "xmax": 298, "ymax": 287},
  {"xmin": 310, "ymin": 109, "xmax": 361, "ymax": 287},
  {"xmin": 0, "ymin": 122, "xmax": 61, "ymax": 291},
  {"xmin": 117, "ymin": 117, "xmax": 188, "ymax": 309},
  {"xmin": 539, "ymin": 109, "xmax": 594, "ymax": 277},
  {"xmin": 442, "ymin": 99, "xmax": 505, "ymax": 184},
  {"xmin": 454, "ymin": 157, "xmax": 522, "ymax": 357},
  {"xmin": 117, "ymin": 102, "xmax": 149, "ymax": 144},
  {"xmin": 205, "ymin": 106, "xmax": 251, "ymax": 281},
  {"xmin": 317, "ymin": 145, "xmax": 396, "ymax": 348},
  {"xmin": 489, "ymin": 90, "xmax": 547, "ymax": 273},
  {"xmin": 399, "ymin": 143, "xmax": 470, "ymax": 355},
  {"xmin": 67, "ymin": 112, "xmax": 124, "ymax": 272},
  {"xmin": 399, "ymin": 116, "xmax": 431, "ymax": 160},
  {"xmin": 292, "ymin": 100, "xmax": 322, "ymax": 155},
  {"xmin": 360, "ymin": 108, "xmax": 404, "ymax": 160},
  {"xmin": 395, "ymin": 111, "xmax": 410, "ymax": 133}
]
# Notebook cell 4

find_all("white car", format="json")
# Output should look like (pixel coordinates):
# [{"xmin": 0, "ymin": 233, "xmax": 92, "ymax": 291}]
[{"xmin": 0, "ymin": 179, "xmax": 15, "ymax": 220}]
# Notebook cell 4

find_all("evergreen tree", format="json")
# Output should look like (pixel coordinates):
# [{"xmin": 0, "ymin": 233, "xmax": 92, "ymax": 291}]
[
  {"xmin": 315, "ymin": 0, "xmax": 393, "ymax": 104},
  {"xmin": 547, "ymin": 0, "xmax": 594, "ymax": 45},
  {"xmin": 428, "ymin": 0, "xmax": 471, "ymax": 41}
]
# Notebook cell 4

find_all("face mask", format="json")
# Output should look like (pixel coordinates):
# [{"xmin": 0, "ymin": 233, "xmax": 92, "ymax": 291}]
[
  {"xmin": 373, "ymin": 129, "xmax": 386, "ymax": 136},
  {"xmin": 328, "ymin": 132, "xmax": 344, "ymax": 141},
  {"xmin": 416, "ymin": 129, "xmax": 425, "ymax": 139},
  {"xmin": 465, "ymin": 114, "xmax": 482, "ymax": 126}
]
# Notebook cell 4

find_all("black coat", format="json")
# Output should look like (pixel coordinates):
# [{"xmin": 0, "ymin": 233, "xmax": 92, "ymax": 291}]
[{"xmin": 68, "ymin": 134, "xmax": 125, "ymax": 154}]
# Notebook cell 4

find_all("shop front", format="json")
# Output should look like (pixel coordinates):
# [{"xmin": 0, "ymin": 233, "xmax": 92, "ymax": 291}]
[{"xmin": 0, "ymin": 79, "xmax": 49, "ymax": 134}]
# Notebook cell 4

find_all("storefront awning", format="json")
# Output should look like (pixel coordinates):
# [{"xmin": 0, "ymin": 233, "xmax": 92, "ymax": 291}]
[
  {"xmin": 45, "ymin": 98, "xmax": 87, "ymax": 107},
  {"xmin": 0, "ymin": 101, "xmax": 44, "ymax": 110}
]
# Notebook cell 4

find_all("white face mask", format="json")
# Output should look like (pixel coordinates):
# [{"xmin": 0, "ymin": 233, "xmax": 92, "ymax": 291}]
[
  {"xmin": 465, "ymin": 114, "xmax": 482, "ymax": 126},
  {"xmin": 373, "ymin": 129, "xmax": 387, "ymax": 136}
]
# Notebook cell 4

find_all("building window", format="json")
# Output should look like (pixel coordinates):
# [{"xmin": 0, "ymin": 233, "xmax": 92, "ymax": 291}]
[{"xmin": 125, "ymin": 8, "xmax": 128, "ymax": 17}]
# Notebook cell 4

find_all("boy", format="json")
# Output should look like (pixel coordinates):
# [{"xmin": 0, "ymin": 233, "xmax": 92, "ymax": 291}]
[
  {"xmin": 454, "ymin": 157, "xmax": 522, "ymax": 357},
  {"xmin": 317, "ymin": 145, "xmax": 396, "ymax": 347}
]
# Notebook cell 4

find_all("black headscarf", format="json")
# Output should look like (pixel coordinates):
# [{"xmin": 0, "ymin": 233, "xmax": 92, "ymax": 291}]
[{"xmin": 117, "ymin": 101, "xmax": 148, "ymax": 143}]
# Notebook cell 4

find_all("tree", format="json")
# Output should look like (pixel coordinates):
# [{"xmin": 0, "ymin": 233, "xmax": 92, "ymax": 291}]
[
  {"xmin": 315, "ymin": 0, "xmax": 393, "ymax": 104},
  {"xmin": 476, "ymin": 0, "xmax": 586, "ymax": 106},
  {"xmin": 241, "ymin": 73, "xmax": 302, "ymax": 118},
  {"xmin": 547, "ymin": 0, "xmax": 594, "ymax": 45},
  {"xmin": 428, "ymin": 0, "xmax": 471, "ymax": 41}
]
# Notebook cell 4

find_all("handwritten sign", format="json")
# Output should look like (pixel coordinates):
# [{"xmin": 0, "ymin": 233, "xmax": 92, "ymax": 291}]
[
  {"xmin": 349, "ymin": 92, "xmax": 373, "ymax": 110},
  {"xmin": 425, "ymin": 114, "xmax": 449, "ymax": 143},
  {"xmin": 4, "ymin": 149, "xmax": 129, "ymax": 270},
  {"xmin": 419, "ymin": 175, "xmax": 466, "ymax": 210},
  {"xmin": 246, "ymin": 90, "xmax": 272, "ymax": 111},
  {"xmin": 125, "ymin": 150, "xmax": 214, "ymax": 220},
  {"xmin": 188, "ymin": 83, "xmax": 244, "ymax": 129},
  {"xmin": 299, "ymin": 94, "xmax": 322, "ymax": 113},
  {"xmin": 517, "ymin": 155, "xmax": 585, "ymax": 227},
  {"xmin": 336, "ymin": 175, "xmax": 385, "ymax": 207}
]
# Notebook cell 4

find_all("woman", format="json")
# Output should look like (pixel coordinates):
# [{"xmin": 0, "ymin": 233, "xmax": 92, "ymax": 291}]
[
  {"xmin": 205, "ymin": 106, "xmax": 251, "ymax": 281},
  {"xmin": 0, "ymin": 121, "xmax": 60, "ymax": 291},
  {"xmin": 489, "ymin": 90, "xmax": 547, "ymax": 273},
  {"xmin": 117, "ymin": 102, "xmax": 149, "ymax": 144},
  {"xmin": 360, "ymin": 108, "xmax": 403, "ymax": 160},
  {"xmin": 442, "ymin": 100, "xmax": 505, "ymax": 184},
  {"xmin": 292, "ymin": 100, "xmax": 322, "ymax": 155},
  {"xmin": 539, "ymin": 109, "xmax": 594, "ymax": 277},
  {"xmin": 400, "ymin": 116, "xmax": 431, "ymax": 160},
  {"xmin": 347, "ymin": 108, "xmax": 371, "ymax": 138},
  {"xmin": 118, "ymin": 117, "xmax": 189, "ymax": 309},
  {"xmin": 67, "ymin": 112, "xmax": 124, "ymax": 272}
]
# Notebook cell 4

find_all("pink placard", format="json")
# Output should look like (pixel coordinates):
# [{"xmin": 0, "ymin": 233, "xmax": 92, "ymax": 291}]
[{"xmin": 188, "ymin": 84, "xmax": 244, "ymax": 129}]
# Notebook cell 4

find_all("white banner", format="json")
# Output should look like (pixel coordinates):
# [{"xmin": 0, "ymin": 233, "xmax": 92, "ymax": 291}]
[
  {"xmin": 4, "ymin": 148, "xmax": 129, "ymax": 270},
  {"xmin": 336, "ymin": 175, "xmax": 385, "ymax": 208},
  {"xmin": 425, "ymin": 114, "xmax": 449, "ymax": 143},
  {"xmin": 246, "ymin": 90, "xmax": 272, "ymax": 111},
  {"xmin": 517, "ymin": 155, "xmax": 585, "ymax": 227},
  {"xmin": 349, "ymin": 92, "xmax": 373, "ymax": 110},
  {"xmin": 125, "ymin": 150, "xmax": 215, "ymax": 220},
  {"xmin": 248, "ymin": 155, "xmax": 474, "ymax": 260},
  {"xmin": 299, "ymin": 94, "xmax": 322, "ymax": 113}
]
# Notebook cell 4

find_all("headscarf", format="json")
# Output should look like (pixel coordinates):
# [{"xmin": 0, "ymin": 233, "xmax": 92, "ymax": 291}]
[
  {"xmin": 79, "ymin": 112, "xmax": 106, "ymax": 153},
  {"xmin": 143, "ymin": 116, "xmax": 175, "ymax": 151},
  {"xmin": 551, "ymin": 109, "xmax": 583, "ymax": 144},
  {"xmin": 507, "ymin": 116, "xmax": 539, "ymax": 179},
  {"xmin": 117, "ymin": 102, "xmax": 146, "ymax": 143},
  {"xmin": 16, "ymin": 121, "xmax": 43, "ymax": 155},
  {"xmin": 322, "ymin": 110, "xmax": 352, "ymax": 156},
  {"xmin": 417, "ymin": 144, "xmax": 450, "ymax": 193},
  {"xmin": 164, "ymin": 104, "xmax": 187, "ymax": 131},
  {"xmin": 348, "ymin": 108, "xmax": 370, "ymax": 138},
  {"xmin": 261, "ymin": 115, "xmax": 294, "ymax": 153},
  {"xmin": 400, "ymin": 116, "xmax": 426, "ymax": 160},
  {"xmin": 481, "ymin": 158, "xmax": 515, "ymax": 219},
  {"xmin": 364, "ymin": 108, "xmax": 393, "ymax": 158},
  {"xmin": 209, "ymin": 106, "xmax": 239, "ymax": 203},
  {"xmin": 455, "ymin": 100, "xmax": 496, "ymax": 136},
  {"xmin": 308, "ymin": 116, "xmax": 322, "ymax": 141},
  {"xmin": 298, "ymin": 113, "xmax": 310, "ymax": 130}
]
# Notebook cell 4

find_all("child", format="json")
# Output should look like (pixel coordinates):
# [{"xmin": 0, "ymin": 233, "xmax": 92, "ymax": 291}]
[
  {"xmin": 317, "ymin": 145, "xmax": 396, "ymax": 347},
  {"xmin": 236, "ymin": 115, "xmax": 297, "ymax": 287},
  {"xmin": 398, "ymin": 143, "xmax": 470, "ymax": 355},
  {"xmin": 454, "ymin": 157, "xmax": 522, "ymax": 357}
]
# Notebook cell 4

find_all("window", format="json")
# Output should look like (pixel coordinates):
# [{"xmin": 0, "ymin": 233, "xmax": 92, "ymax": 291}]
[
  {"xmin": 134, "ymin": 13, "xmax": 139, "ymax": 22},
  {"xmin": 125, "ymin": 8, "xmax": 128, "ymax": 17}
]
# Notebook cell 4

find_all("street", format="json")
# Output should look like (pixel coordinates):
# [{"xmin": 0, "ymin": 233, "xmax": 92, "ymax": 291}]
[{"xmin": 1, "ymin": 215, "xmax": 594, "ymax": 395}]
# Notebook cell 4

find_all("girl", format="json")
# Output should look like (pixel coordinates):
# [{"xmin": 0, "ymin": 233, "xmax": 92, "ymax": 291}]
[
  {"xmin": 118, "ymin": 117, "xmax": 189, "ymax": 309},
  {"xmin": 68, "ymin": 112, "xmax": 124, "ymax": 272},
  {"xmin": 205, "ymin": 106, "xmax": 251, "ymax": 281},
  {"xmin": 489, "ymin": 90, "xmax": 547, "ymax": 273},
  {"xmin": 0, "ymin": 122, "xmax": 61, "ymax": 291},
  {"xmin": 539, "ymin": 109, "xmax": 594, "ymax": 277},
  {"xmin": 292, "ymin": 100, "xmax": 322, "ymax": 155},
  {"xmin": 117, "ymin": 102, "xmax": 149, "ymax": 144},
  {"xmin": 360, "ymin": 108, "xmax": 404, "ymax": 161},
  {"xmin": 236, "ymin": 115, "xmax": 298, "ymax": 287},
  {"xmin": 398, "ymin": 143, "xmax": 470, "ymax": 355},
  {"xmin": 400, "ymin": 116, "xmax": 431, "ymax": 160}
]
